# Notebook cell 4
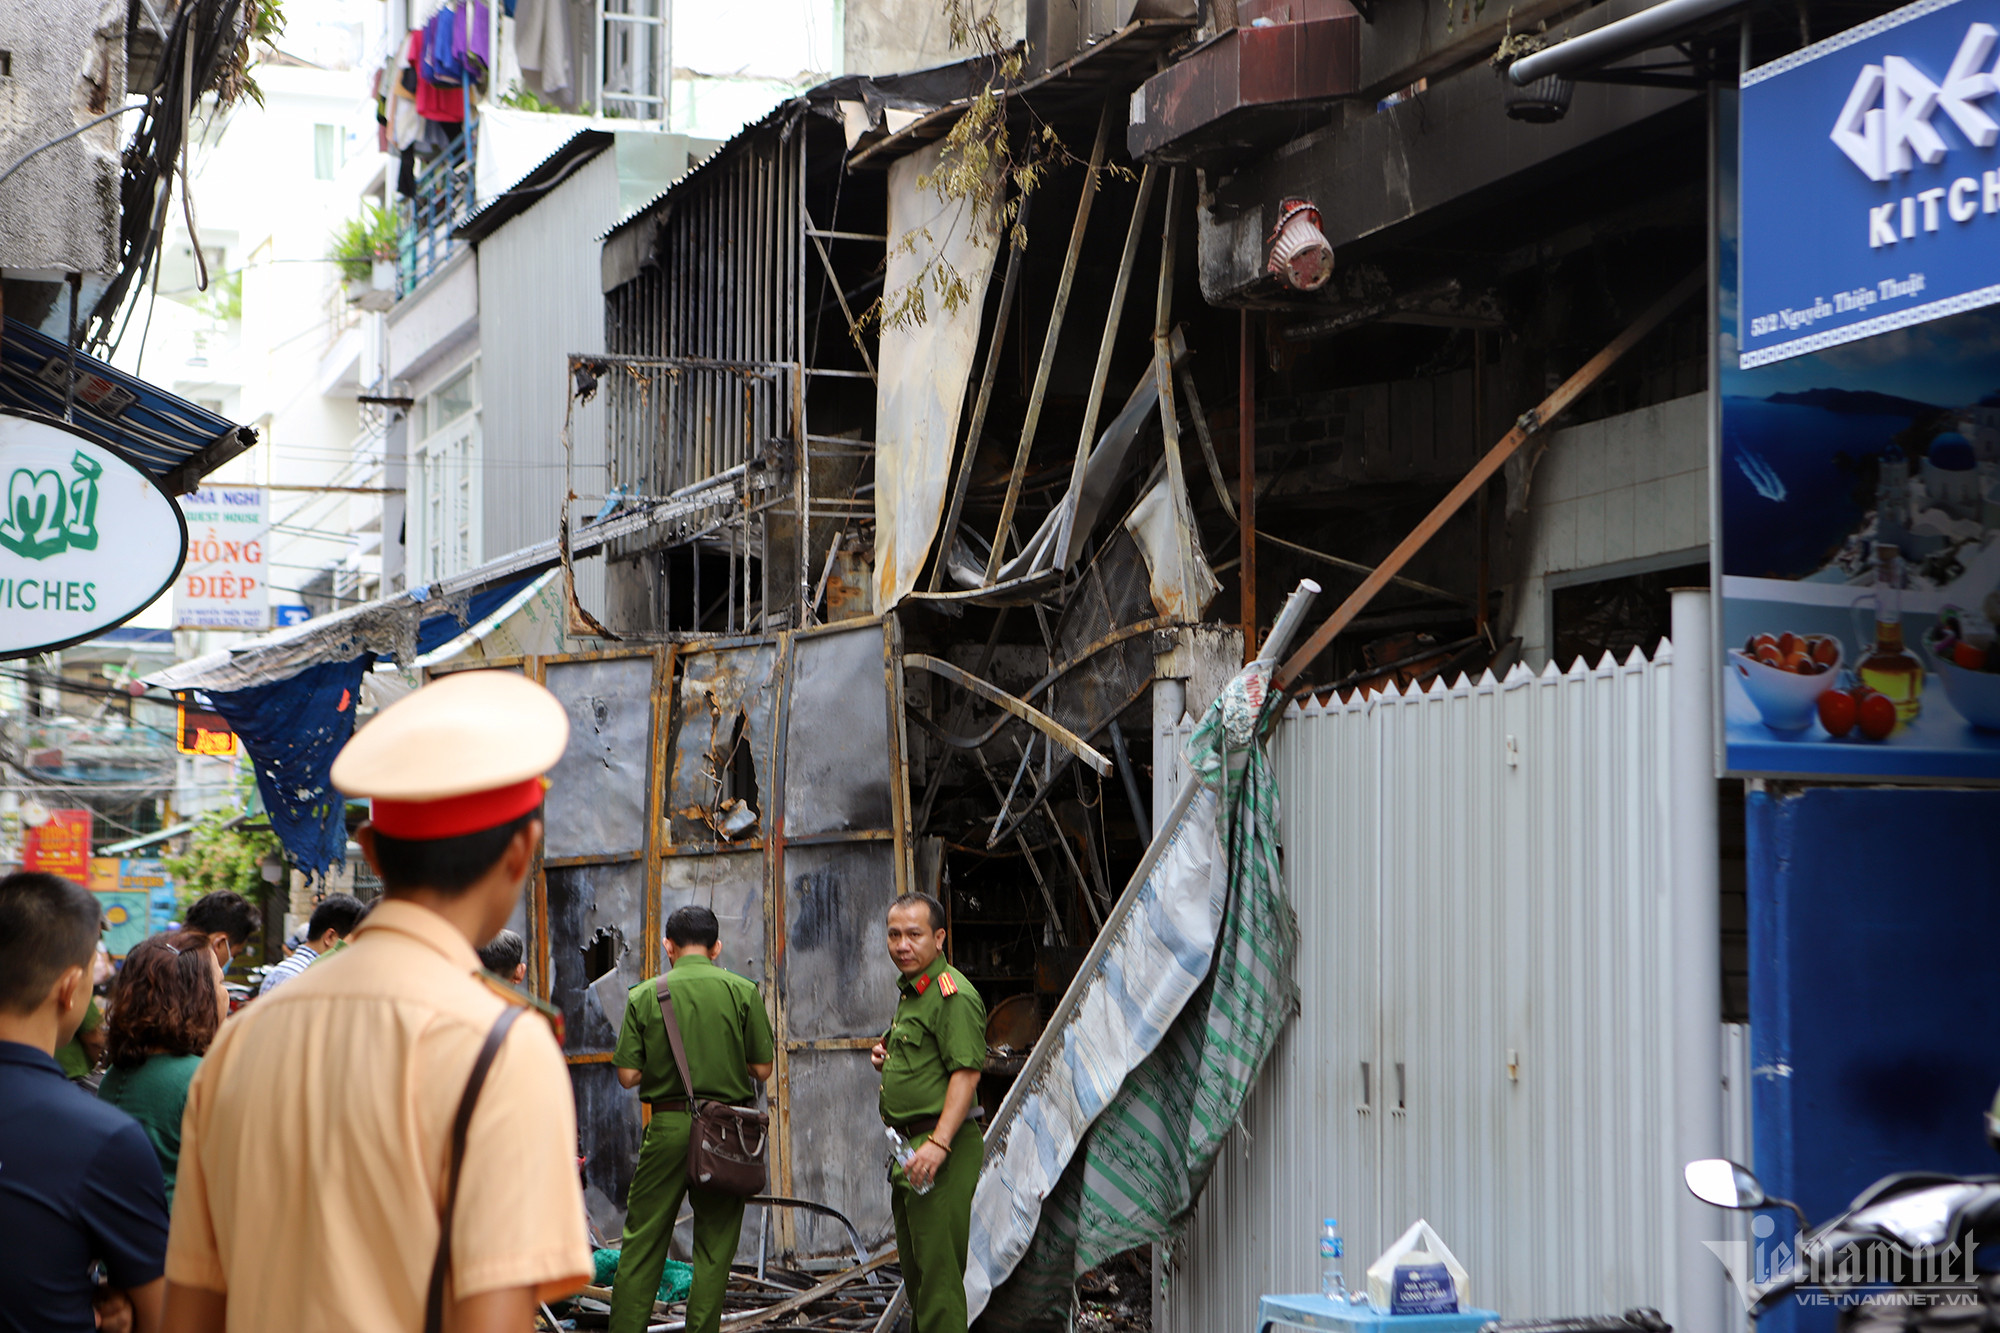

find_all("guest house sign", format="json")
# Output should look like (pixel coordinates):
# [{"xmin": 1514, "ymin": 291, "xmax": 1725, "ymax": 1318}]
[{"xmin": 0, "ymin": 412, "xmax": 187, "ymax": 658}]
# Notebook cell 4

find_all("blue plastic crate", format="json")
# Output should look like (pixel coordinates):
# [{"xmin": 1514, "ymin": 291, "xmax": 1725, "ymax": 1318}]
[{"xmin": 1257, "ymin": 1293, "xmax": 1499, "ymax": 1333}]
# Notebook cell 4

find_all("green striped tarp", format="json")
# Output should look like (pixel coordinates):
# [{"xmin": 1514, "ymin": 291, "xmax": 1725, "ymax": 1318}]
[{"xmin": 977, "ymin": 685, "xmax": 1300, "ymax": 1331}]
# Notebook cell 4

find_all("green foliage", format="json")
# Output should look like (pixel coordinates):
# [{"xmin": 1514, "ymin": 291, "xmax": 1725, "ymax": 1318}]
[
  {"xmin": 494, "ymin": 81, "xmax": 593, "ymax": 116},
  {"xmin": 328, "ymin": 205, "xmax": 400, "ymax": 285},
  {"xmin": 862, "ymin": 0, "xmax": 1093, "ymax": 337},
  {"xmin": 165, "ymin": 810, "xmax": 281, "ymax": 916},
  {"xmin": 224, "ymin": 0, "xmax": 291, "ymax": 110}
]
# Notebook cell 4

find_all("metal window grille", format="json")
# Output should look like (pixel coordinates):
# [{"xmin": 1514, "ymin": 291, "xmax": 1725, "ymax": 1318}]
[
  {"xmin": 396, "ymin": 119, "xmax": 475, "ymax": 295},
  {"xmin": 597, "ymin": 0, "xmax": 670, "ymax": 123}
]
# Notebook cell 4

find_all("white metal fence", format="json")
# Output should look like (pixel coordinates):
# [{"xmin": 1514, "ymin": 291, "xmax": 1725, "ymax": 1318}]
[{"xmin": 1162, "ymin": 646, "xmax": 1692, "ymax": 1330}]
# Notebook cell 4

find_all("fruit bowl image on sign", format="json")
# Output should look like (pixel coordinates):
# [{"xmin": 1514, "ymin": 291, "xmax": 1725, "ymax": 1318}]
[{"xmin": 1728, "ymin": 633, "xmax": 1843, "ymax": 731}]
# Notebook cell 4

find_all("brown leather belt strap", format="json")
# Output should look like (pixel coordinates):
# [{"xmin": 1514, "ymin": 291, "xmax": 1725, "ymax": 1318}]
[
  {"xmin": 647, "ymin": 1099, "xmax": 689, "ymax": 1112},
  {"xmin": 425, "ymin": 1004, "xmax": 525, "ymax": 1333}
]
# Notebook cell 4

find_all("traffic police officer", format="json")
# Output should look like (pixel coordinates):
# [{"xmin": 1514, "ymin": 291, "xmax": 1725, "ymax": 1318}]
[
  {"xmin": 611, "ymin": 904, "xmax": 774, "ymax": 1333},
  {"xmin": 162, "ymin": 671, "xmax": 592, "ymax": 1333},
  {"xmin": 870, "ymin": 891, "xmax": 987, "ymax": 1333}
]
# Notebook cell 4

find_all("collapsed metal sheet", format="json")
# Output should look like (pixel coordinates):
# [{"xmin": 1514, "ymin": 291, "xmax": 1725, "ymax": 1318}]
[
  {"xmin": 664, "ymin": 644, "xmax": 781, "ymax": 846},
  {"xmin": 782, "ymin": 627, "xmax": 894, "ymax": 836},
  {"xmin": 548, "ymin": 860, "xmax": 649, "ymax": 1053},
  {"xmin": 573, "ymin": 1061, "xmax": 644, "ymax": 1236},
  {"xmin": 873, "ymin": 140, "xmax": 1002, "ymax": 612},
  {"xmin": 1047, "ymin": 531, "xmax": 1159, "ymax": 739},
  {"xmin": 545, "ymin": 656, "xmax": 656, "ymax": 860},
  {"xmin": 782, "ymin": 842, "xmax": 900, "ymax": 1042},
  {"xmin": 663, "ymin": 850, "xmax": 767, "ymax": 986},
  {"xmin": 1124, "ymin": 472, "xmax": 1221, "ymax": 622},
  {"xmin": 783, "ymin": 1049, "xmax": 898, "ymax": 1252}
]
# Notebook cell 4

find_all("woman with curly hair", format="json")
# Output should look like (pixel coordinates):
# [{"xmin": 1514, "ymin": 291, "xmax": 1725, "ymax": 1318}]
[{"xmin": 98, "ymin": 930, "xmax": 227, "ymax": 1208}]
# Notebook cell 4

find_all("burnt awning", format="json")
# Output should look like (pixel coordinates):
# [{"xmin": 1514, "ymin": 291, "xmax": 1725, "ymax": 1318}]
[{"xmin": 0, "ymin": 317, "xmax": 256, "ymax": 493}]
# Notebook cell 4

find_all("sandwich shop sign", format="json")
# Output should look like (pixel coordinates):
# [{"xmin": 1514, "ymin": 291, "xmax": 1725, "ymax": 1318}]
[
  {"xmin": 0, "ymin": 412, "xmax": 187, "ymax": 659},
  {"xmin": 1741, "ymin": 0, "xmax": 2000, "ymax": 365}
]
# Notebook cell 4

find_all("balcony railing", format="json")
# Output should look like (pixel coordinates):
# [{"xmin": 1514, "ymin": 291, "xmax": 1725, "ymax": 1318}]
[{"xmin": 397, "ymin": 120, "xmax": 475, "ymax": 297}]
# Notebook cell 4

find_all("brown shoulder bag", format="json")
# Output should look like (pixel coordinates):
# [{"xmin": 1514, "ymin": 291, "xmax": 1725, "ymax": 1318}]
[{"xmin": 657, "ymin": 977, "xmax": 769, "ymax": 1197}]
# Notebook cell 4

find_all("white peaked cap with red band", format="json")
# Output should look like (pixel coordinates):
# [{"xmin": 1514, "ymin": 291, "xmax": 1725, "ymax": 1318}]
[{"xmin": 331, "ymin": 670, "xmax": 570, "ymax": 840}]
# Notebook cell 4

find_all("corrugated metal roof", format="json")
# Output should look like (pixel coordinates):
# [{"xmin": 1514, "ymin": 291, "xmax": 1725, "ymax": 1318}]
[
  {"xmin": 0, "ymin": 318, "xmax": 256, "ymax": 492},
  {"xmin": 454, "ymin": 128, "xmax": 616, "ymax": 243}
]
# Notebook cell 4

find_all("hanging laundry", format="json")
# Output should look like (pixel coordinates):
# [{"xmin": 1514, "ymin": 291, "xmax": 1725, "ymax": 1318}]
[
  {"xmin": 461, "ymin": 1, "xmax": 493, "ymax": 79},
  {"xmin": 422, "ymin": 9, "xmax": 464, "ymax": 88},
  {"xmin": 513, "ymin": 0, "xmax": 572, "ymax": 98},
  {"xmin": 410, "ymin": 27, "xmax": 465, "ymax": 124}
]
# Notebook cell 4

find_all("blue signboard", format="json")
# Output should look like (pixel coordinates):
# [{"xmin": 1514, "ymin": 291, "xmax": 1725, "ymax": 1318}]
[
  {"xmin": 1720, "ymin": 83, "xmax": 2000, "ymax": 781},
  {"xmin": 274, "ymin": 604, "xmax": 311, "ymax": 627},
  {"xmin": 1740, "ymin": 0, "xmax": 2000, "ymax": 366}
]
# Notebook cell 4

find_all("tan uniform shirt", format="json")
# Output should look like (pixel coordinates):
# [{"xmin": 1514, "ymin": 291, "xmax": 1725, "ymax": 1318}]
[{"xmin": 167, "ymin": 900, "xmax": 591, "ymax": 1331}]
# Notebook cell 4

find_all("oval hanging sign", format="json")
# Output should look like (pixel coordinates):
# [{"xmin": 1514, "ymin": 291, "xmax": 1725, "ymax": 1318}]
[{"xmin": 0, "ymin": 411, "xmax": 187, "ymax": 659}]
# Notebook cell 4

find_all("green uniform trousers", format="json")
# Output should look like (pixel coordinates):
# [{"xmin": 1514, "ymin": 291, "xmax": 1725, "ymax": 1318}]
[
  {"xmin": 889, "ymin": 1120, "xmax": 984, "ymax": 1333},
  {"xmin": 610, "ymin": 1110, "xmax": 745, "ymax": 1333}
]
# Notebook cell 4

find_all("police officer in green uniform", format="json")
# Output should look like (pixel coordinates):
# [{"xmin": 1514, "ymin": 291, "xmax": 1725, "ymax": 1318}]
[
  {"xmin": 612, "ymin": 905, "xmax": 775, "ymax": 1333},
  {"xmin": 871, "ymin": 891, "xmax": 987, "ymax": 1333}
]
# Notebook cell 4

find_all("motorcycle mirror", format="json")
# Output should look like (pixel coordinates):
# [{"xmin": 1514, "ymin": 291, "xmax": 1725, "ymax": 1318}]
[{"xmin": 1685, "ymin": 1158, "xmax": 1767, "ymax": 1210}]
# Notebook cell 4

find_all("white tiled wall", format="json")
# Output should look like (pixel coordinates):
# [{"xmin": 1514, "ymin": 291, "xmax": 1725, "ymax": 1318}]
[{"xmin": 1513, "ymin": 392, "xmax": 1710, "ymax": 665}]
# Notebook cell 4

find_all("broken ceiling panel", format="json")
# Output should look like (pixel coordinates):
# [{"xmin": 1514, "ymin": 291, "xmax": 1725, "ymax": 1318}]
[
  {"xmin": 782, "ymin": 625, "xmax": 897, "ymax": 836},
  {"xmin": 664, "ymin": 643, "xmax": 781, "ymax": 846},
  {"xmin": 663, "ymin": 850, "xmax": 767, "ymax": 986},
  {"xmin": 547, "ymin": 860, "xmax": 649, "ymax": 1054},
  {"xmin": 544, "ymin": 655, "xmax": 657, "ymax": 860}
]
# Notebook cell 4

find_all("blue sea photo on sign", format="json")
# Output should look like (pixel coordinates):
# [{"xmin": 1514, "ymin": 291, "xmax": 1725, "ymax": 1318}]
[{"xmin": 1721, "ymin": 74, "xmax": 2000, "ymax": 781}]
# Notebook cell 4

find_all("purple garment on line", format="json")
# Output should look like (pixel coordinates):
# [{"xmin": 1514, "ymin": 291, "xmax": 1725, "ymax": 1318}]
[{"xmin": 461, "ymin": 0, "xmax": 492, "ymax": 74}]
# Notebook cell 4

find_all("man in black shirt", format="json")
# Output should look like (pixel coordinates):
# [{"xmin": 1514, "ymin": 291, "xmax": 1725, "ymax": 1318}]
[{"xmin": 0, "ymin": 872, "xmax": 170, "ymax": 1333}]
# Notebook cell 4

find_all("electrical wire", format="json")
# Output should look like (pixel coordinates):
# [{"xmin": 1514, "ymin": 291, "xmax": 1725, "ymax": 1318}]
[{"xmin": 0, "ymin": 104, "xmax": 147, "ymax": 191}]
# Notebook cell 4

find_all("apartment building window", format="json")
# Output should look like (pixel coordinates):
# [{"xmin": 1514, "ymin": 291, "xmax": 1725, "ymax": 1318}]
[
  {"xmin": 599, "ymin": 0, "xmax": 669, "ymax": 121},
  {"xmin": 314, "ymin": 123, "xmax": 340, "ymax": 180},
  {"xmin": 411, "ymin": 363, "xmax": 480, "ymax": 584}
]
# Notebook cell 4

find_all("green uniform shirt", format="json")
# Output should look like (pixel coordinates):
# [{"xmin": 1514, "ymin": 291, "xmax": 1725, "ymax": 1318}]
[
  {"xmin": 614, "ymin": 953, "xmax": 773, "ymax": 1105},
  {"xmin": 54, "ymin": 998, "xmax": 103, "ymax": 1080},
  {"xmin": 98, "ymin": 1052, "xmax": 201, "ymax": 1210},
  {"xmin": 878, "ymin": 956, "xmax": 987, "ymax": 1125}
]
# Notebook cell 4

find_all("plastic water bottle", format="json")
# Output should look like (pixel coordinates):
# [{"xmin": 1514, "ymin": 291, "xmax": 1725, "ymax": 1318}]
[
  {"xmin": 884, "ymin": 1126, "xmax": 934, "ymax": 1196},
  {"xmin": 1319, "ymin": 1218, "xmax": 1348, "ymax": 1303}
]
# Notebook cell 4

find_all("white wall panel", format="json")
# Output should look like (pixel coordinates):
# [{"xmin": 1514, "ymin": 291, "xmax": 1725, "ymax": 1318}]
[{"xmin": 1163, "ymin": 647, "xmax": 1686, "ymax": 1329}]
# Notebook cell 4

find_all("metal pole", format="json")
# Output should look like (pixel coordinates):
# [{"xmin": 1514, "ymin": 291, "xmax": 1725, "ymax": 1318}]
[
  {"xmin": 1238, "ymin": 309, "xmax": 1256, "ymax": 661},
  {"xmin": 984, "ymin": 102, "xmax": 1115, "ymax": 584},
  {"xmin": 1669, "ymin": 588, "xmax": 1726, "ymax": 1333}
]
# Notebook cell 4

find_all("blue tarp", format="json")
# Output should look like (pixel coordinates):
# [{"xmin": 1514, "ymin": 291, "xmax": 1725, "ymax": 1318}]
[
  {"xmin": 404, "ymin": 576, "xmax": 534, "ymax": 658},
  {"xmin": 207, "ymin": 656, "xmax": 375, "ymax": 879}
]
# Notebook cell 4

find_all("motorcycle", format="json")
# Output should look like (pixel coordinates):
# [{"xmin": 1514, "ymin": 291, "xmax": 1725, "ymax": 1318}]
[{"xmin": 1683, "ymin": 1153, "xmax": 2000, "ymax": 1329}]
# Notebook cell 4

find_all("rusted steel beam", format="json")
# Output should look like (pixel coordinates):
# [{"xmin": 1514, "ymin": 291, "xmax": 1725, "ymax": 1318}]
[
  {"xmin": 1275, "ymin": 268, "xmax": 1703, "ymax": 690},
  {"xmin": 984, "ymin": 101, "xmax": 1116, "ymax": 584},
  {"xmin": 1056, "ymin": 161, "xmax": 1159, "ymax": 557},
  {"xmin": 904, "ymin": 653, "xmax": 1112, "ymax": 775},
  {"xmin": 806, "ymin": 218, "xmax": 877, "ymax": 381},
  {"xmin": 929, "ymin": 192, "xmax": 1032, "ymax": 593},
  {"xmin": 1169, "ymin": 327, "xmax": 1235, "ymax": 523}
]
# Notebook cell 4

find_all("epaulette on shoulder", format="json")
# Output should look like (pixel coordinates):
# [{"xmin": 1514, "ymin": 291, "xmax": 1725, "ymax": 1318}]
[
  {"xmin": 938, "ymin": 971, "xmax": 958, "ymax": 998},
  {"xmin": 476, "ymin": 970, "xmax": 567, "ymax": 1044}
]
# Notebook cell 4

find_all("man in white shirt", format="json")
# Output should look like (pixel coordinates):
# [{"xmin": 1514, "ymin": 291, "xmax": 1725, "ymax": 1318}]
[{"xmin": 257, "ymin": 895, "xmax": 365, "ymax": 998}]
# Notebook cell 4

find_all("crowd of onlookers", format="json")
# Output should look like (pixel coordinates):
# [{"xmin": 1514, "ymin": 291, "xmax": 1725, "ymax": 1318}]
[{"xmin": 0, "ymin": 876, "xmax": 514, "ymax": 1333}]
